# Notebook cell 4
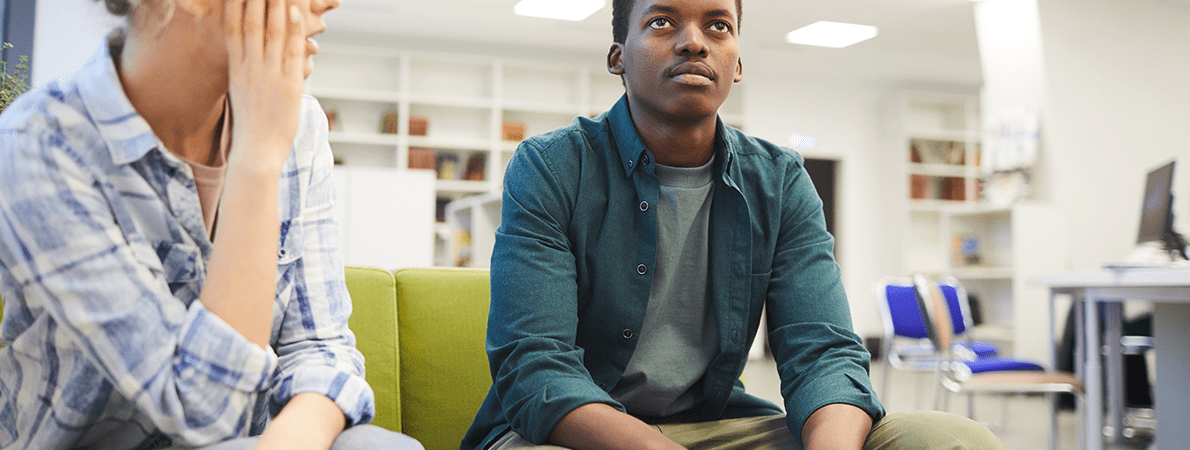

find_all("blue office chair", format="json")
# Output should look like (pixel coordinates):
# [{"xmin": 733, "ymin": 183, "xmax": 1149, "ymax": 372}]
[
  {"xmin": 872, "ymin": 277, "xmax": 1000, "ymax": 407},
  {"xmin": 936, "ymin": 277, "xmax": 999, "ymax": 361},
  {"xmin": 914, "ymin": 275, "xmax": 1081, "ymax": 450}
]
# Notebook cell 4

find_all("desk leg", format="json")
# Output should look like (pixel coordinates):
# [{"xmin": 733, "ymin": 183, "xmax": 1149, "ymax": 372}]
[
  {"xmin": 1103, "ymin": 302, "xmax": 1124, "ymax": 442},
  {"xmin": 1085, "ymin": 291, "xmax": 1103, "ymax": 450},
  {"xmin": 1155, "ymin": 303, "xmax": 1190, "ymax": 446},
  {"xmin": 1071, "ymin": 297, "xmax": 1086, "ymax": 450}
]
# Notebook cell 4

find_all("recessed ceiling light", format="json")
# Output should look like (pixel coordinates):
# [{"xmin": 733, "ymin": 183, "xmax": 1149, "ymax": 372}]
[
  {"xmin": 785, "ymin": 21, "xmax": 879, "ymax": 48},
  {"xmin": 514, "ymin": 0, "xmax": 606, "ymax": 21}
]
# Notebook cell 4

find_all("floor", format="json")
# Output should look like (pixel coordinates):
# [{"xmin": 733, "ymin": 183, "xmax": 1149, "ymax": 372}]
[{"xmin": 742, "ymin": 356, "xmax": 1157, "ymax": 450}]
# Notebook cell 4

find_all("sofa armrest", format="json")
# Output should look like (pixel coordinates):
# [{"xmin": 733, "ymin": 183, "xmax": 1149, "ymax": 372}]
[{"xmin": 345, "ymin": 265, "xmax": 401, "ymax": 432}]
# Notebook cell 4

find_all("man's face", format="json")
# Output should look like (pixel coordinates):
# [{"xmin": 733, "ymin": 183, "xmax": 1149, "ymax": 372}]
[{"xmin": 609, "ymin": 0, "xmax": 742, "ymax": 121}]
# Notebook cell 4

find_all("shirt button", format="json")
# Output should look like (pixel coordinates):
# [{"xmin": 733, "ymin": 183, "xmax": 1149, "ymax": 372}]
[
  {"xmin": 627, "ymin": 160, "xmax": 634, "ymax": 169},
  {"xmin": 623, "ymin": 329, "xmax": 634, "ymax": 339},
  {"xmin": 636, "ymin": 264, "xmax": 647, "ymax": 275},
  {"xmin": 639, "ymin": 201, "xmax": 649, "ymax": 212},
  {"xmin": 599, "ymin": 383, "xmax": 607, "ymax": 389},
  {"xmin": 278, "ymin": 248, "xmax": 287, "ymax": 258},
  {"xmin": 642, "ymin": 155, "xmax": 650, "ymax": 165}
]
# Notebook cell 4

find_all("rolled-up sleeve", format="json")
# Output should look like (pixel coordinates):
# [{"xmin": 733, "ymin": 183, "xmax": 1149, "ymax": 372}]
[
  {"xmin": 266, "ymin": 99, "xmax": 375, "ymax": 427},
  {"xmin": 0, "ymin": 127, "xmax": 277, "ymax": 445},
  {"xmin": 763, "ymin": 157, "xmax": 884, "ymax": 440},
  {"xmin": 487, "ymin": 138, "xmax": 621, "ymax": 445}
]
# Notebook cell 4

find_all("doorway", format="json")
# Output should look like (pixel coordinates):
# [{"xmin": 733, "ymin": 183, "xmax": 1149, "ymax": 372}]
[{"xmin": 803, "ymin": 158, "xmax": 838, "ymax": 250}]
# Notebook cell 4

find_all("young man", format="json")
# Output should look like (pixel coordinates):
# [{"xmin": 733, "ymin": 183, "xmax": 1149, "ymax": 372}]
[{"xmin": 463, "ymin": 0, "xmax": 1006, "ymax": 448}]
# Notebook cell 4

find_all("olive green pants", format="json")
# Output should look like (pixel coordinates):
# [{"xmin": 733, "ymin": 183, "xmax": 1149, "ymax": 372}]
[{"xmin": 490, "ymin": 411, "xmax": 1007, "ymax": 450}]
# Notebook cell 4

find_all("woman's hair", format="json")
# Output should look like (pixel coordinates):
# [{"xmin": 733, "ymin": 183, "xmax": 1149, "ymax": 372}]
[{"xmin": 611, "ymin": 0, "xmax": 742, "ymax": 44}]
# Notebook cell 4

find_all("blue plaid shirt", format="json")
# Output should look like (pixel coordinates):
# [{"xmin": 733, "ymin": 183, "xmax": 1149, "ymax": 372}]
[{"xmin": 0, "ymin": 38, "xmax": 373, "ymax": 449}]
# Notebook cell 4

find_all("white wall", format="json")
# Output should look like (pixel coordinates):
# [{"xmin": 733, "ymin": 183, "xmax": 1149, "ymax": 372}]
[
  {"xmin": 742, "ymin": 62, "xmax": 900, "ymax": 338},
  {"xmin": 1037, "ymin": 0, "xmax": 1190, "ymax": 269},
  {"xmin": 32, "ymin": 0, "xmax": 122, "ymax": 87}
]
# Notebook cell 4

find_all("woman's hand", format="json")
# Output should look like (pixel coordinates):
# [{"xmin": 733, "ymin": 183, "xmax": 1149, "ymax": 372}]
[{"xmin": 225, "ymin": 0, "xmax": 307, "ymax": 173}]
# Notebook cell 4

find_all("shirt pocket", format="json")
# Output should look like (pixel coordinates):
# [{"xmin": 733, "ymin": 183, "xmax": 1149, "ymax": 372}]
[{"xmin": 160, "ymin": 243, "xmax": 202, "ymax": 296}]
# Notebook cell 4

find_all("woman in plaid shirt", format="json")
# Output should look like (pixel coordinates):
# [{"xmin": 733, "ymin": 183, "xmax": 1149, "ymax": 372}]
[{"xmin": 0, "ymin": 0, "xmax": 420, "ymax": 449}]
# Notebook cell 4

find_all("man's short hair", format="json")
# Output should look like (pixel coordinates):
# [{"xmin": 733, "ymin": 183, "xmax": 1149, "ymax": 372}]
[{"xmin": 611, "ymin": 0, "xmax": 743, "ymax": 44}]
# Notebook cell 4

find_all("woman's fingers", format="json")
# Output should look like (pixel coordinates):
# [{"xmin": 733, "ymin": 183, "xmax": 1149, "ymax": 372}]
[
  {"xmin": 244, "ymin": 0, "xmax": 266, "ymax": 60},
  {"xmin": 265, "ymin": 0, "xmax": 287, "ymax": 66},
  {"xmin": 225, "ymin": 0, "xmax": 245, "ymax": 64},
  {"xmin": 285, "ymin": 4, "xmax": 305, "ymax": 77}
]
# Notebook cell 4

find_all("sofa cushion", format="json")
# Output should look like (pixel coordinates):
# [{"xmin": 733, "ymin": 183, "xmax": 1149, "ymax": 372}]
[
  {"xmin": 344, "ymin": 266, "xmax": 401, "ymax": 432},
  {"xmin": 396, "ymin": 268, "xmax": 491, "ymax": 450}
]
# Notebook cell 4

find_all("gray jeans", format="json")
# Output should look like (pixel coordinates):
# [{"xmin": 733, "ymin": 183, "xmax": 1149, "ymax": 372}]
[{"xmin": 160, "ymin": 425, "xmax": 423, "ymax": 450}]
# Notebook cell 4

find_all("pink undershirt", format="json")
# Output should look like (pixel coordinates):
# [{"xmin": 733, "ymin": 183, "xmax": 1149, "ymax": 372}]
[{"xmin": 182, "ymin": 101, "xmax": 233, "ymax": 240}]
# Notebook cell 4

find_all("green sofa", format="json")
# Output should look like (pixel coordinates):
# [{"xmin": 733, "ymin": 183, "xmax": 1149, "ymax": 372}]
[
  {"xmin": 346, "ymin": 266, "xmax": 493, "ymax": 450},
  {"xmin": 0, "ymin": 267, "xmax": 494, "ymax": 450}
]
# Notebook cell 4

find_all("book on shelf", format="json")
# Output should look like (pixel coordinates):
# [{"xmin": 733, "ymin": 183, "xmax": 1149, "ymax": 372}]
[
  {"xmin": 409, "ymin": 115, "xmax": 429, "ymax": 136},
  {"xmin": 381, "ymin": 112, "xmax": 399, "ymax": 134},
  {"xmin": 502, "ymin": 122, "xmax": 526, "ymax": 141},
  {"xmin": 463, "ymin": 155, "xmax": 485, "ymax": 181},
  {"xmin": 324, "ymin": 110, "xmax": 337, "ymax": 131},
  {"xmin": 436, "ymin": 154, "xmax": 459, "ymax": 180},
  {"xmin": 408, "ymin": 147, "xmax": 436, "ymax": 171}
]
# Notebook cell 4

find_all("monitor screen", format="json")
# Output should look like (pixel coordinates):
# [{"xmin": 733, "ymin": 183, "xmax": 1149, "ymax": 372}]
[{"xmin": 1137, "ymin": 161, "xmax": 1176, "ymax": 244}]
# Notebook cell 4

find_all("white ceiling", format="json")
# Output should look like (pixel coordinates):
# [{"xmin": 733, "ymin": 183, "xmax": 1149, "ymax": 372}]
[{"xmin": 321, "ymin": 0, "xmax": 985, "ymax": 85}]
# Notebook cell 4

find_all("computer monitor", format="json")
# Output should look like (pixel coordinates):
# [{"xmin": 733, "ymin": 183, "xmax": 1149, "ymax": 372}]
[{"xmin": 1135, "ymin": 160, "xmax": 1188, "ymax": 260}]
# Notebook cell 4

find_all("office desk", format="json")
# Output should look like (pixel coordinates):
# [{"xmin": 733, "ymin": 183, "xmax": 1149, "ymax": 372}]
[{"xmin": 1032, "ymin": 268, "xmax": 1190, "ymax": 450}]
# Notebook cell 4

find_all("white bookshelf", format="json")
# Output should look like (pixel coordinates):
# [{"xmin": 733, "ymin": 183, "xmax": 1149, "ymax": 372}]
[
  {"xmin": 896, "ymin": 92, "xmax": 1064, "ymax": 362},
  {"xmin": 307, "ymin": 44, "xmax": 745, "ymax": 267}
]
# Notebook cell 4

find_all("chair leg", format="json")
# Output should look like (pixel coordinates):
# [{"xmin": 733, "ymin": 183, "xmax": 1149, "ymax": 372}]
[
  {"xmin": 1047, "ymin": 393, "xmax": 1058, "ymax": 450},
  {"xmin": 881, "ymin": 361, "xmax": 891, "ymax": 406}
]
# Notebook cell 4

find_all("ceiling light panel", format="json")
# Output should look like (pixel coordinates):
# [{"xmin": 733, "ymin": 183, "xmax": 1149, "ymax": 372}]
[
  {"xmin": 514, "ymin": 0, "xmax": 606, "ymax": 21},
  {"xmin": 785, "ymin": 21, "xmax": 879, "ymax": 48}
]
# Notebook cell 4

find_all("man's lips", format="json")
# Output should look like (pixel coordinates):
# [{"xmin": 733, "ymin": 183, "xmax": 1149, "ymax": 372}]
[{"xmin": 667, "ymin": 62, "xmax": 715, "ymax": 86}]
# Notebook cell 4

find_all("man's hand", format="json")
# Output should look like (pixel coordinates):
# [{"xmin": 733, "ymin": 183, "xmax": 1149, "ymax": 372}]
[
  {"xmin": 801, "ymin": 403, "xmax": 872, "ymax": 450},
  {"xmin": 253, "ymin": 392, "xmax": 347, "ymax": 450},
  {"xmin": 548, "ymin": 403, "xmax": 686, "ymax": 450}
]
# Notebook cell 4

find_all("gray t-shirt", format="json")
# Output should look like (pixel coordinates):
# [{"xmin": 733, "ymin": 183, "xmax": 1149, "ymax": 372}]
[{"xmin": 610, "ymin": 155, "xmax": 719, "ymax": 418}]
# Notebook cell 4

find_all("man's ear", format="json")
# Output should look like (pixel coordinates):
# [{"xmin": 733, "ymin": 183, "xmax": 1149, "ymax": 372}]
[
  {"xmin": 608, "ymin": 43, "xmax": 625, "ymax": 75},
  {"xmin": 734, "ymin": 56, "xmax": 743, "ymax": 83}
]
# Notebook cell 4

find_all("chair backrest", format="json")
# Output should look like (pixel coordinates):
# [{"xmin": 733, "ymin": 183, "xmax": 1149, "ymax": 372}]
[
  {"xmin": 344, "ymin": 266, "xmax": 402, "ymax": 432},
  {"xmin": 936, "ymin": 277, "xmax": 974, "ymax": 336},
  {"xmin": 912, "ymin": 274, "xmax": 954, "ymax": 356},
  {"xmin": 873, "ymin": 277, "xmax": 932, "ymax": 340},
  {"xmin": 396, "ymin": 267, "xmax": 492, "ymax": 450}
]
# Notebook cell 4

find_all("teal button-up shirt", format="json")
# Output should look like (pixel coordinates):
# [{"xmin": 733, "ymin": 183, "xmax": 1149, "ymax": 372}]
[{"xmin": 463, "ymin": 95, "xmax": 883, "ymax": 450}]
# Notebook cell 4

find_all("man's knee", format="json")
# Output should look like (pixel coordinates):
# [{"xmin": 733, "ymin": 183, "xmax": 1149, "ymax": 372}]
[
  {"xmin": 865, "ymin": 411, "xmax": 1006, "ymax": 450},
  {"xmin": 332, "ymin": 424, "xmax": 424, "ymax": 450}
]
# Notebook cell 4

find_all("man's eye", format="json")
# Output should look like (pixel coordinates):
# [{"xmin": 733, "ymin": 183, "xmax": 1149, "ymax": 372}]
[
  {"xmin": 649, "ymin": 18, "xmax": 672, "ymax": 29},
  {"xmin": 710, "ymin": 21, "xmax": 731, "ymax": 33}
]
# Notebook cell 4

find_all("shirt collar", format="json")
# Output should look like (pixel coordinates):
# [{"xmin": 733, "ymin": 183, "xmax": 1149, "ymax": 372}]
[
  {"xmin": 608, "ymin": 94, "xmax": 736, "ymax": 178},
  {"xmin": 77, "ymin": 31, "xmax": 163, "ymax": 166}
]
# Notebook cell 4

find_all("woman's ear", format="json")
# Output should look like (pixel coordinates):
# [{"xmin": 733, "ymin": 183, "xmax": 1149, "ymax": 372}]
[{"xmin": 607, "ymin": 43, "xmax": 625, "ymax": 75}]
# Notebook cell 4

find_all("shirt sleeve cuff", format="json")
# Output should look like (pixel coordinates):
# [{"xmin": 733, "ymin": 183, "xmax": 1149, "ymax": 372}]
[
  {"xmin": 175, "ymin": 300, "xmax": 278, "ymax": 393},
  {"xmin": 786, "ymin": 372, "xmax": 885, "ymax": 440},
  {"xmin": 271, "ymin": 365, "xmax": 377, "ymax": 427}
]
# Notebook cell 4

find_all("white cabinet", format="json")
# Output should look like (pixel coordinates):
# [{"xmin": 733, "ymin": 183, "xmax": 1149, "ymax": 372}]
[
  {"xmin": 896, "ymin": 92, "xmax": 1064, "ymax": 362},
  {"xmin": 331, "ymin": 166, "xmax": 436, "ymax": 270},
  {"xmin": 309, "ymin": 44, "xmax": 745, "ymax": 267}
]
